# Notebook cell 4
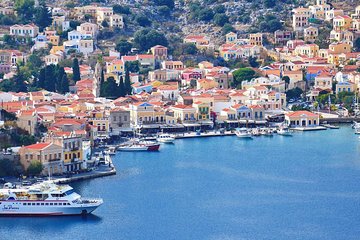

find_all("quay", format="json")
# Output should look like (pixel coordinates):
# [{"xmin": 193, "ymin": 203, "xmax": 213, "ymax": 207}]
[
  {"xmin": 54, "ymin": 168, "xmax": 116, "ymax": 184},
  {"xmin": 54, "ymin": 154, "xmax": 116, "ymax": 184},
  {"xmin": 290, "ymin": 126, "xmax": 327, "ymax": 131},
  {"xmin": 174, "ymin": 131, "xmax": 236, "ymax": 139},
  {"xmin": 320, "ymin": 117, "xmax": 360, "ymax": 124}
]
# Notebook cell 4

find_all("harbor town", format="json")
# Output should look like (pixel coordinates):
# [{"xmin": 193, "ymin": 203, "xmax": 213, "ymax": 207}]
[{"xmin": 0, "ymin": 0, "xmax": 359, "ymax": 234}]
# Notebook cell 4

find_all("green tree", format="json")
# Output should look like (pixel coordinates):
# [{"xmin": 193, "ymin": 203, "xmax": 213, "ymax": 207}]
[
  {"xmin": 15, "ymin": 0, "xmax": 35, "ymax": 23},
  {"xmin": 34, "ymin": 0, "xmax": 52, "ymax": 31},
  {"xmin": 154, "ymin": 0, "xmax": 175, "ymax": 9},
  {"xmin": 37, "ymin": 68, "xmax": 46, "ymax": 89},
  {"xmin": 113, "ymin": 5, "xmax": 131, "ymax": 14},
  {"xmin": 13, "ymin": 65, "xmax": 28, "ymax": 92},
  {"xmin": 72, "ymin": 58, "xmax": 81, "ymax": 82},
  {"xmin": 222, "ymin": 23, "xmax": 235, "ymax": 35},
  {"xmin": 286, "ymin": 87, "xmax": 303, "ymax": 101},
  {"xmin": 101, "ymin": 77, "xmax": 118, "ymax": 98},
  {"xmin": 115, "ymin": 39, "xmax": 132, "ymax": 55},
  {"xmin": 136, "ymin": 15, "xmax": 151, "ymax": 27},
  {"xmin": 198, "ymin": 8, "xmax": 214, "ymax": 21},
  {"xmin": 354, "ymin": 38, "xmax": 360, "ymax": 52},
  {"xmin": 125, "ymin": 61, "xmax": 140, "ymax": 73},
  {"xmin": 124, "ymin": 69, "xmax": 132, "ymax": 95},
  {"xmin": 248, "ymin": 56, "xmax": 259, "ymax": 68},
  {"xmin": 0, "ymin": 159, "xmax": 18, "ymax": 177},
  {"xmin": 60, "ymin": 73, "xmax": 69, "ymax": 94},
  {"xmin": 119, "ymin": 76, "xmax": 126, "ymax": 97},
  {"xmin": 133, "ymin": 29, "xmax": 168, "ymax": 51},
  {"xmin": 282, "ymin": 76, "xmax": 290, "ymax": 90},
  {"xmin": 182, "ymin": 43, "xmax": 197, "ymax": 55},
  {"xmin": 27, "ymin": 160, "xmax": 43, "ymax": 176},
  {"xmin": 264, "ymin": 0, "xmax": 276, "ymax": 8},
  {"xmin": 101, "ymin": 20, "xmax": 109, "ymax": 28},
  {"xmin": 232, "ymin": 68, "xmax": 256, "ymax": 88},
  {"xmin": 44, "ymin": 64, "xmax": 56, "ymax": 92},
  {"xmin": 213, "ymin": 13, "xmax": 228, "ymax": 27}
]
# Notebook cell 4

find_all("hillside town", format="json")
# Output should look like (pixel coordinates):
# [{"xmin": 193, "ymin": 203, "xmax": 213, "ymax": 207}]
[{"xmin": 0, "ymin": 0, "xmax": 359, "ymax": 179}]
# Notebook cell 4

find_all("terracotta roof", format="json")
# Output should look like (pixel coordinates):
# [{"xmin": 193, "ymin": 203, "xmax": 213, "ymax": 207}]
[
  {"xmin": 286, "ymin": 110, "xmax": 318, "ymax": 118},
  {"xmin": 24, "ymin": 142, "xmax": 51, "ymax": 150}
]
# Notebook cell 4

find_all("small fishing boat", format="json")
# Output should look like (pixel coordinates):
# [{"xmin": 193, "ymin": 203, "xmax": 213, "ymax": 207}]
[
  {"xmin": 277, "ymin": 127, "xmax": 293, "ymax": 136},
  {"xmin": 235, "ymin": 128, "xmax": 252, "ymax": 139},
  {"xmin": 251, "ymin": 128, "xmax": 261, "ymax": 137},
  {"xmin": 260, "ymin": 128, "xmax": 273, "ymax": 137},
  {"xmin": 157, "ymin": 133, "xmax": 175, "ymax": 143}
]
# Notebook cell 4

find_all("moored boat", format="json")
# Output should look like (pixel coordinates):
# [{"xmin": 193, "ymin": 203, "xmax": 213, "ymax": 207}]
[
  {"xmin": 235, "ymin": 128, "xmax": 252, "ymax": 139},
  {"xmin": 0, "ymin": 181, "xmax": 103, "ymax": 216},
  {"xmin": 277, "ymin": 127, "xmax": 293, "ymax": 136},
  {"xmin": 118, "ymin": 140, "xmax": 160, "ymax": 151},
  {"xmin": 157, "ymin": 134, "xmax": 175, "ymax": 143}
]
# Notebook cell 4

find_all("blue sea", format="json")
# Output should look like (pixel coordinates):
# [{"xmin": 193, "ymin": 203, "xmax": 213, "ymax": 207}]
[{"xmin": 1, "ymin": 126, "xmax": 360, "ymax": 240}]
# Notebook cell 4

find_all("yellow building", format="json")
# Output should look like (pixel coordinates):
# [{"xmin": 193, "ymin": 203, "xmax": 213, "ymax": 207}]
[
  {"xmin": 196, "ymin": 78, "xmax": 218, "ymax": 90},
  {"xmin": 87, "ymin": 111, "xmax": 110, "ymax": 137},
  {"xmin": 249, "ymin": 33, "xmax": 263, "ymax": 46},
  {"xmin": 44, "ymin": 132, "xmax": 84, "ymax": 172},
  {"xmin": 304, "ymin": 26, "xmax": 318, "ymax": 43},
  {"xmin": 292, "ymin": 7, "xmax": 311, "ymax": 31},
  {"xmin": 192, "ymin": 101, "xmax": 210, "ymax": 121},
  {"xmin": 50, "ymin": 45, "xmax": 65, "ymax": 55},
  {"xmin": 170, "ymin": 104, "xmax": 198, "ymax": 123},
  {"xmin": 106, "ymin": 59, "xmax": 124, "ymax": 75},
  {"xmin": 294, "ymin": 44, "xmax": 319, "ymax": 58},
  {"xmin": 129, "ymin": 102, "xmax": 166, "ymax": 126},
  {"xmin": 328, "ymin": 42, "xmax": 351, "ymax": 54},
  {"xmin": 333, "ymin": 15, "xmax": 352, "ymax": 31}
]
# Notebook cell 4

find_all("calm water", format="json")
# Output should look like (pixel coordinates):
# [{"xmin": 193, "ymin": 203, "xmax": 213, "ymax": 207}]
[{"xmin": 1, "ymin": 126, "xmax": 360, "ymax": 240}]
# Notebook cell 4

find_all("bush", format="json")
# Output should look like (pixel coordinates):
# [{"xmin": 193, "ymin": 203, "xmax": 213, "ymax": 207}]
[
  {"xmin": 214, "ymin": 13, "xmax": 229, "ymax": 27},
  {"xmin": 27, "ymin": 161, "xmax": 43, "ymax": 176}
]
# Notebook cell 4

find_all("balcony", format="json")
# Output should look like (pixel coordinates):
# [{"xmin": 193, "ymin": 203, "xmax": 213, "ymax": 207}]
[
  {"xmin": 48, "ymin": 158, "xmax": 61, "ymax": 163},
  {"xmin": 70, "ymin": 147, "xmax": 79, "ymax": 151}
]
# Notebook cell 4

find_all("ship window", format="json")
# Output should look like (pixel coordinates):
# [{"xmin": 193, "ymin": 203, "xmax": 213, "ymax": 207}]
[
  {"xmin": 37, "ymin": 203, "xmax": 40, "ymax": 205},
  {"xmin": 41, "ymin": 203, "xmax": 44, "ymax": 205},
  {"xmin": 67, "ymin": 203, "xmax": 70, "ymax": 205},
  {"xmin": 23, "ymin": 203, "xmax": 26, "ymax": 205},
  {"xmin": 54, "ymin": 203, "xmax": 58, "ymax": 205},
  {"xmin": 50, "ymin": 203, "xmax": 53, "ymax": 206},
  {"xmin": 32, "ymin": 203, "xmax": 35, "ymax": 205},
  {"xmin": 45, "ymin": 203, "xmax": 49, "ymax": 205}
]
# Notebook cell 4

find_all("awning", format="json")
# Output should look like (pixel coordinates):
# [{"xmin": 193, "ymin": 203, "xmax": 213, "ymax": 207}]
[
  {"xmin": 120, "ymin": 128, "xmax": 134, "ymax": 132},
  {"xmin": 161, "ymin": 124, "xmax": 184, "ymax": 129},
  {"xmin": 183, "ymin": 123, "xmax": 201, "ymax": 127}
]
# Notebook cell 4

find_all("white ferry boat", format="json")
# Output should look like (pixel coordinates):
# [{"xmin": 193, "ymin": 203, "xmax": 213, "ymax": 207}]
[{"xmin": 0, "ymin": 181, "xmax": 103, "ymax": 216}]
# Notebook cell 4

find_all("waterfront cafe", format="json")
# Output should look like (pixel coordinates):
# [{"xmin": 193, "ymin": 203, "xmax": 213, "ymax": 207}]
[{"xmin": 285, "ymin": 110, "xmax": 319, "ymax": 128}]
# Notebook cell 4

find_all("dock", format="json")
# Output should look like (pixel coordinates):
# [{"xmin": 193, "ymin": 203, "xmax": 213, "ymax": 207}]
[
  {"xmin": 290, "ymin": 126, "xmax": 327, "ymax": 131},
  {"xmin": 54, "ymin": 169, "xmax": 116, "ymax": 184},
  {"xmin": 175, "ymin": 131, "xmax": 236, "ymax": 139}
]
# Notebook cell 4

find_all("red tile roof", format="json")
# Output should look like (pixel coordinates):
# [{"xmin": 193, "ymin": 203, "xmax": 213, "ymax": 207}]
[{"xmin": 24, "ymin": 142, "xmax": 51, "ymax": 150}]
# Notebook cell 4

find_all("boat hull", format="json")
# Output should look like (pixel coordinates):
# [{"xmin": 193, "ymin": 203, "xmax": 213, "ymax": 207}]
[
  {"xmin": 118, "ymin": 144, "xmax": 160, "ymax": 151},
  {"xmin": 0, "ymin": 203, "xmax": 100, "ymax": 216},
  {"xmin": 157, "ymin": 139, "xmax": 175, "ymax": 143}
]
